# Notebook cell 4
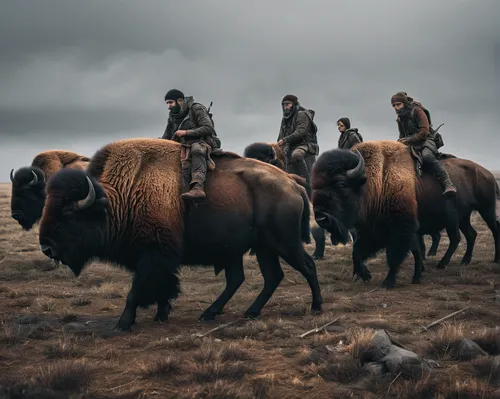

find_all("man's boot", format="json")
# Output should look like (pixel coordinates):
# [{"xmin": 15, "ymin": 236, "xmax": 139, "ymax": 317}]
[
  {"xmin": 181, "ymin": 149, "xmax": 207, "ymax": 201},
  {"xmin": 181, "ymin": 182, "xmax": 206, "ymax": 201},
  {"xmin": 433, "ymin": 160, "xmax": 457, "ymax": 197}
]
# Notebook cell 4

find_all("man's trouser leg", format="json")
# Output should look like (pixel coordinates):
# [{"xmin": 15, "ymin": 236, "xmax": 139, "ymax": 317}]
[
  {"xmin": 289, "ymin": 147, "xmax": 309, "ymax": 181},
  {"xmin": 421, "ymin": 147, "xmax": 456, "ymax": 197},
  {"xmin": 181, "ymin": 142, "xmax": 208, "ymax": 201}
]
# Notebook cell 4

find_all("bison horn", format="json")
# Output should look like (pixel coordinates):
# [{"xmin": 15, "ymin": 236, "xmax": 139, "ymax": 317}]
[
  {"xmin": 10, "ymin": 169, "xmax": 15, "ymax": 183},
  {"xmin": 28, "ymin": 171, "xmax": 39, "ymax": 186},
  {"xmin": 75, "ymin": 176, "xmax": 96, "ymax": 210},
  {"xmin": 346, "ymin": 150, "xmax": 365, "ymax": 180}
]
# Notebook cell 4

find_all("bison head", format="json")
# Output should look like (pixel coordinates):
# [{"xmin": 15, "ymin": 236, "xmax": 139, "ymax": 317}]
[
  {"xmin": 244, "ymin": 142, "xmax": 284, "ymax": 169},
  {"xmin": 311, "ymin": 149, "xmax": 367, "ymax": 245},
  {"xmin": 38, "ymin": 168, "xmax": 108, "ymax": 277},
  {"xmin": 10, "ymin": 166, "xmax": 47, "ymax": 230}
]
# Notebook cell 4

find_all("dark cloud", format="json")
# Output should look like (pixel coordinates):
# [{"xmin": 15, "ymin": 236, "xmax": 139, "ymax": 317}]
[{"xmin": 1, "ymin": 0, "xmax": 500, "ymax": 181}]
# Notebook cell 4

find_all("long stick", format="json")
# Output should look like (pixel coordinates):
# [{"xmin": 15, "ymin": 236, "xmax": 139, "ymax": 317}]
[
  {"xmin": 421, "ymin": 307, "xmax": 470, "ymax": 332},
  {"xmin": 299, "ymin": 316, "xmax": 342, "ymax": 338},
  {"xmin": 194, "ymin": 318, "xmax": 246, "ymax": 338}
]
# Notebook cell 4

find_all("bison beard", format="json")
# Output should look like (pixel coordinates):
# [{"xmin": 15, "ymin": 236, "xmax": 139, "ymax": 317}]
[{"xmin": 38, "ymin": 138, "xmax": 323, "ymax": 331}]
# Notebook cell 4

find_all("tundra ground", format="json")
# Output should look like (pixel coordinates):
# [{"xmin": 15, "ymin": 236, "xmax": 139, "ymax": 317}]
[{"xmin": 1, "ymin": 181, "xmax": 500, "ymax": 398}]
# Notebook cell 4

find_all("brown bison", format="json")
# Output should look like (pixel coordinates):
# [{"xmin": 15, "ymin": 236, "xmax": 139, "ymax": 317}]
[
  {"xmin": 10, "ymin": 150, "xmax": 90, "ymax": 230},
  {"xmin": 38, "ymin": 138, "xmax": 323, "ymax": 331},
  {"xmin": 243, "ymin": 141, "xmax": 341, "ymax": 259},
  {"xmin": 311, "ymin": 141, "xmax": 424, "ymax": 288},
  {"xmin": 416, "ymin": 155, "xmax": 500, "ymax": 266}
]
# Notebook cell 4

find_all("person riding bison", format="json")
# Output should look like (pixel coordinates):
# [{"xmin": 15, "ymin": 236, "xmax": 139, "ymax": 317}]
[
  {"xmin": 391, "ymin": 91, "xmax": 456, "ymax": 197},
  {"xmin": 161, "ymin": 89, "xmax": 221, "ymax": 201},
  {"xmin": 337, "ymin": 117, "xmax": 363, "ymax": 150},
  {"xmin": 277, "ymin": 94, "xmax": 319, "ymax": 183}
]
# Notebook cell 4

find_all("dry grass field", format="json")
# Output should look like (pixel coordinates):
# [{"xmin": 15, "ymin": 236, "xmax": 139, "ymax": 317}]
[{"xmin": 1, "ymin": 180, "xmax": 500, "ymax": 398}]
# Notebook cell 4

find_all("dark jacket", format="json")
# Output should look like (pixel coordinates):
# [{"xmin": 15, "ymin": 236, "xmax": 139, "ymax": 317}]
[
  {"xmin": 338, "ymin": 128, "xmax": 363, "ymax": 149},
  {"xmin": 397, "ymin": 105, "xmax": 437, "ymax": 152},
  {"xmin": 162, "ymin": 96, "xmax": 218, "ymax": 148},
  {"xmin": 277, "ymin": 107, "xmax": 319, "ymax": 155}
]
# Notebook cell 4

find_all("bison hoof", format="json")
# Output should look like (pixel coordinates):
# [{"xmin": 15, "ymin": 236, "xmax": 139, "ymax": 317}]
[
  {"xmin": 436, "ymin": 262, "xmax": 447, "ymax": 270},
  {"xmin": 412, "ymin": 278, "xmax": 421, "ymax": 284},
  {"xmin": 114, "ymin": 321, "xmax": 134, "ymax": 332},
  {"xmin": 199, "ymin": 313, "xmax": 218, "ymax": 323},
  {"xmin": 313, "ymin": 254, "xmax": 324, "ymax": 260},
  {"xmin": 154, "ymin": 313, "xmax": 169, "ymax": 323},
  {"xmin": 382, "ymin": 279, "xmax": 395, "ymax": 289},
  {"xmin": 460, "ymin": 257, "xmax": 471, "ymax": 266},
  {"xmin": 311, "ymin": 305, "xmax": 323, "ymax": 314},
  {"xmin": 243, "ymin": 311, "xmax": 260, "ymax": 320},
  {"xmin": 427, "ymin": 250, "xmax": 437, "ymax": 257}
]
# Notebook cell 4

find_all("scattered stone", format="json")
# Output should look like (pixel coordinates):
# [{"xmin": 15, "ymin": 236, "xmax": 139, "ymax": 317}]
[
  {"xmin": 381, "ymin": 345, "xmax": 432, "ymax": 379},
  {"xmin": 450, "ymin": 338, "xmax": 488, "ymax": 360},
  {"xmin": 379, "ymin": 303, "xmax": 388, "ymax": 309},
  {"xmin": 361, "ymin": 330, "xmax": 393, "ymax": 363}
]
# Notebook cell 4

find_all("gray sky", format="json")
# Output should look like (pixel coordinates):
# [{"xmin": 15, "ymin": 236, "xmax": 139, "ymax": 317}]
[{"xmin": 1, "ymin": 0, "xmax": 499, "ymax": 182}]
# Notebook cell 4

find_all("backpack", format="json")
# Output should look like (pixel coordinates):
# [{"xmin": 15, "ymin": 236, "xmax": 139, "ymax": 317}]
[
  {"xmin": 188, "ymin": 100, "xmax": 221, "ymax": 149},
  {"xmin": 410, "ymin": 101, "xmax": 444, "ymax": 149},
  {"xmin": 298, "ymin": 106, "xmax": 319, "ymax": 155}
]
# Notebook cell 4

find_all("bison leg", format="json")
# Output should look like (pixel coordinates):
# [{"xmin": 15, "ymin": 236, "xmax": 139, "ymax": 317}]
[
  {"xmin": 477, "ymin": 207, "xmax": 500, "ymax": 263},
  {"xmin": 459, "ymin": 215, "xmax": 477, "ymax": 265},
  {"xmin": 199, "ymin": 258, "xmax": 245, "ymax": 322},
  {"xmin": 352, "ymin": 236, "xmax": 373, "ymax": 282},
  {"xmin": 281, "ymin": 249, "xmax": 323, "ymax": 313},
  {"xmin": 383, "ymin": 225, "xmax": 415, "ymax": 288},
  {"xmin": 116, "ymin": 251, "xmax": 181, "ymax": 331},
  {"xmin": 436, "ymin": 224, "xmax": 461, "ymax": 269},
  {"xmin": 418, "ymin": 234, "xmax": 427, "ymax": 261},
  {"xmin": 410, "ymin": 234, "xmax": 424, "ymax": 284},
  {"xmin": 243, "ymin": 248, "xmax": 284, "ymax": 319},
  {"xmin": 427, "ymin": 231, "xmax": 442, "ymax": 257},
  {"xmin": 312, "ymin": 225, "xmax": 326, "ymax": 260}
]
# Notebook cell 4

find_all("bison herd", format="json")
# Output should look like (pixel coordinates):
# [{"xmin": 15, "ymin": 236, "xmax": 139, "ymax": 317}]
[{"xmin": 8, "ymin": 138, "xmax": 500, "ymax": 331}]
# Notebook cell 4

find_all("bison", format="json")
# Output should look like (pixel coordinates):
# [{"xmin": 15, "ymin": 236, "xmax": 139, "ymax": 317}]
[
  {"xmin": 10, "ymin": 150, "xmax": 90, "ymax": 230},
  {"xmin": 416, "ymin": 155, "xmax": 500, "ymax": 266},
  {"xmin": 38, "ymin": 138, "xmax": 323, "ymax": 331},
  {"xmin": 311, "ymin": 141, "xmax": 424, "ymax": 288},
  {"xmin": 243, "ymin": 141, "xmax": 344, "ymax": 260}
]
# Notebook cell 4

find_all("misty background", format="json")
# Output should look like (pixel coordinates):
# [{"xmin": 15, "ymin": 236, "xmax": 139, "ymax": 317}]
[{"xmin": 1, "ymin": 0, "xmax": 499, "ymax": 182}]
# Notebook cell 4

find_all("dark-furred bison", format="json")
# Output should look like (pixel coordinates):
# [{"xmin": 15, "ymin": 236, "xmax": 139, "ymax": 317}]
[
  {"xmin": 243, "ymin": 141, "xmax": 344, "ymax": 260},
  {"xmin": 38, "ymin": 138, "xmax": 323, "ymax": 331},
  {"xmin": 10, "ymin": 150, "xmax": 90, "ymax": 230},
  {"xmin": 312, "ymin": 141, "xmax": 424, "ymax": 288},
  {"xmin": 416, "ymin": 155, "xmax": 500, "ymax": 266},
  {"xmin": 243, "ymin": 142, "xmax": 286, "ymax": 170}
]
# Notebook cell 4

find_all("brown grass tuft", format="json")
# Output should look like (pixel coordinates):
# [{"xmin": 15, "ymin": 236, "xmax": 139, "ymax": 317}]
[
  {"xmin": 140, "ymin": 356, "xmax": 183, "ymax": 379},
  {"xmin": 425, "ymin": 323, "xmax": 467, "ymax": 358},
  {"xmin": 27, "ymin": 359, "xmax": 95, "ymax": 393}
]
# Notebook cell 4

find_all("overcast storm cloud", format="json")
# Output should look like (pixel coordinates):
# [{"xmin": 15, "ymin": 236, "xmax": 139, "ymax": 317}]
[{"xmin": 1, "ymin": 0, "xmax": 499, "ymax": 181}]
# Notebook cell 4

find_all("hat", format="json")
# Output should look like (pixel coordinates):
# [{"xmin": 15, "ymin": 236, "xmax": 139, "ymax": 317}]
[
  {"xmin": 165, "ymin": 89, "xmax": 184, "ymax": 102},
  {"xmin": 391, "ymin": 91, "xmax": 410, "ymax": 105},
  {"xmin": 337, "ymin": 117, "xmax": 351, "ymax": 130},
  {"xmin": 282, "ymin": 94, "xmax": 298, "ymax": 104}
]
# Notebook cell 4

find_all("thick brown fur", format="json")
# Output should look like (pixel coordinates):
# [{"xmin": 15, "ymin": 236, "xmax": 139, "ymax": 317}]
[
  {"xmin": 32, "ymin": 150, "xmax": 90, "ymax": 181},
  {"xmin": 10, "ymin": 150, "xmax": 90, "ymax": 231},
  {"xmin": 312, "ymin": 140, "xmax": 423, "ymax": 288},
  {"xmin": 39, "ymin": 138, "xmax": 321, "ymax": 330}
]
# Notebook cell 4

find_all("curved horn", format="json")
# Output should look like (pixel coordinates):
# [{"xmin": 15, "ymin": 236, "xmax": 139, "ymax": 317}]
[
  {"xmin": 75, "ymin": 176, "xmax": 96, "ymax": 210},
  {"xmin": 28, "ymin": 171, "xmax": 39, "ymax": 186},
  {"xmin": 10, "ymin": 169, "xmax": 15, "ymax": 183},
  {"xmin": 345, "ymin": 150, "xmax": 365, "ymax": 180}
]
